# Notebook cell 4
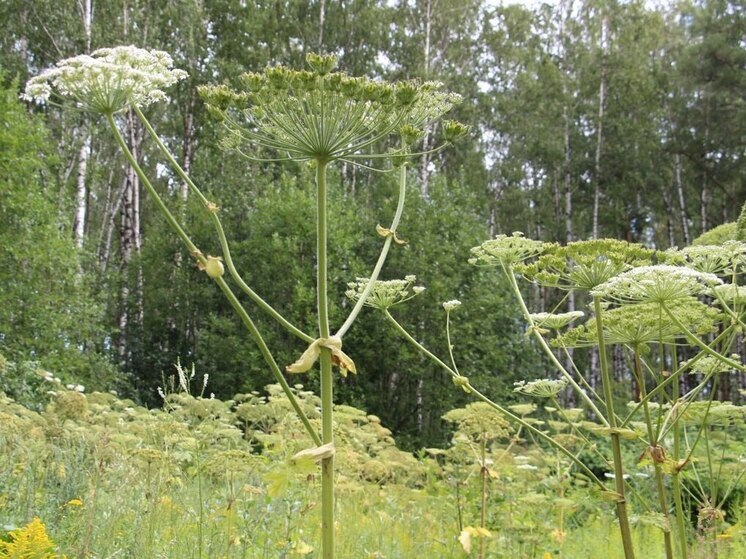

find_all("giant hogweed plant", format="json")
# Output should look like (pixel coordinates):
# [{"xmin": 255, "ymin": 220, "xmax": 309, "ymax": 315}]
[
  {"xmin": 364, "ymin": 233, "xmax": 746, "ymax": 558},
  {"xmin": 24, "ymin": 46, "xmax": 464, "ymax": 558}
]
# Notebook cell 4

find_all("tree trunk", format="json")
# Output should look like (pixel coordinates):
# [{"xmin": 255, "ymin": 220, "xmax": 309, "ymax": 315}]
[
  {"xmin": 318, "ymin": 0, "xmax": 326, "ymax": 48},
  {"xmin": 419, "ymin": 0, "xmax": 434, "ymax": 197},
  {"xmin": 592, "ymin": 15, "xmax": 609, "ymax": 240},
  {"xmin": 661, "ymin": 185, "xmax": 676, "ymax": 248},
  {"xmin": 98, "ymin": 170, "xmax": 126, "ymax": 273},
  {"xmin": 74, "ymin": 135, "xmax": 90, "ymax": 248},
  {"xmin": 117, "ymin": 110, "xmax": 144, "ymax": 358},
  {"xmin": 674, "ymin": 153, "xmax": 690, "ymax": 245},
  {"xmin": 700, "ymin": 168, "xmax": 709, "ymax": 235},
  {"xmin": 700, "ymin": 107, "xmax": 710, "ymax": 235},
  {"xmin": 73, "ymin": 0, "xmax": 93, "ymax": 249}
]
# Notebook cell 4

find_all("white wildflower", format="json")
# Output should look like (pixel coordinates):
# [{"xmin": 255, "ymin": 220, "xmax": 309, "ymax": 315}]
[
  {"xmin": 711, "ymin": 283, "xmax": 746, "ymax": 305},
  {"xmin": 666, "ymin": 241, "xmax": 746, "ymax": 275},
  {"xmin": 345, "ymin": 275, "xmax": 425, "ymax": 310},
  {"xmin": 442, "ymin": 299, "xmax": 462, "ymax": 312},
  {"xmin": 469, "ymin": 232, "xmax": 546, "ymax": 267},
  {"xmin": 591, "ymin": 265, "xmax": 722, "ymax": 304},
  {"xmin": 23, "ymin": 45, "xmax": 187, "ymax": 114},
  {"xmin": 529, "ymin": 310, "xmax": 584, "ymax": 330},
  {"xmin": 514, "ymin": 378, "xmax": 568, "ymax": 398}
]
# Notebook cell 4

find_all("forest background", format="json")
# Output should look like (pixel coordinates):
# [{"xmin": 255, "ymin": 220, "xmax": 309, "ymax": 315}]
[{"xmin": 1, "ymin": 0, "xmax": 745, "ymax": 449}]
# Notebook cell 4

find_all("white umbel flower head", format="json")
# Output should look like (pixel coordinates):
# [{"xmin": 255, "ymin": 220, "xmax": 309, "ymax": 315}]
[
  {"xmin": 442, "ymin": 300, "xmax": 462, "ymax": 312},
  {"xmin": 345, "ymin": 275, "xmax": 425, "ymax": 310},
  {"xmin": 590, "ymin": 265, "xmax": 722, "ymax": 304},
  {"xmin": 664, "ymin": 241, "xmax": 746, "ymax": 276},
  {"xmin": 23, "ymin": 46, "xmax": 187, "ymax": 114},
  {"xmin": 469, "ymin": 232, "xmax": 546, "ymax": 267},
  {"xmin": 514, "ymin": 378, "xmax": 568, "ymax": 398},
  {"xmin": 528, "ymin": 311, "xmax": 584, "ymax": 330},
  {"xmin": 711, "ymin": 283, "xmax": 746, "ymax": 305}
]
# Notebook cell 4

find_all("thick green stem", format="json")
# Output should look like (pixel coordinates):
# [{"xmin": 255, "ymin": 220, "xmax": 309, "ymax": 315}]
[
  {"xmin": 621, "ymin": 328, "xmax": 732, "ymax": 428},
  {"xmin": 383, "ymin": 310, "xmax": 605, "ymax": 490},
  {"xmin": 316, "ymin": 160, "xmax": 335, "ymax": 559},
  {"xmin": 213, "ymin": 277, "xmax": 321, "ymax": 446},
  {"xmin": 634, "ymin": 350, "xmax": 673, "ymax": 559},
  {"xmin": 593, "ymin": 296, "xmax": 635, "ymax": 559},
  {"xmin": 503, "ymin": 266, "xmax": 608, "ymax": 424},
  {"xmin": 107, "ymin": 112, "xmax": 320, "ymax": 446},
  {"xmin": 336, "ymin": 163, "xmax": 408, "ymax": 338},
  {"xmin": 663, "ymin": 304, "xmax": 744, "ymax": 371},
  {"xmin": 133, "ymin": 106, "xmax": 312, "ymax": 343},
  {"xmin": 107, "ymin": 113, "xmax": 197, "ymax": 255},
  {"xmin": 480, "ymin": 437, "xmax": 487, "ymax": 559},
  {"xmin": 671, "ymin": 346, "xmax": 689, "ymax": 559}
]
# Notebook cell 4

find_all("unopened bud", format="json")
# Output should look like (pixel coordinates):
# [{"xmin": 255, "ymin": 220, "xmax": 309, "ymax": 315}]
[
  {"xmin": 443, "ymin": 120, "xmax": 469, "ymax": 142},
  {"xmin": 201, "ymin": 256, "xmax": 224, "ymax": 278},
  {"xmin": 306, "ymin": 53, "xmax": 338, "ymax": 76}
]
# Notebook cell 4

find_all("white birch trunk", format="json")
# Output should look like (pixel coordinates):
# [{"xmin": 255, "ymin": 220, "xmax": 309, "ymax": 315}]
[
  {"xmin": 674, "ymin": 153, "xmax": 690, "ymax": 245},
  {"xmin": 73, "ymin": 0, "xmax": 93, "ymax": 249},
  {"xmin": 74, "ymin": 135, "xmax": 90, "ymax": 248},
  {"xmin": 592, "ymin": 15, "xmax": 609, "ymax": 240},
  {"xmin": 419, "ymin": 0, "xmax": 434, "ymax": 197}
]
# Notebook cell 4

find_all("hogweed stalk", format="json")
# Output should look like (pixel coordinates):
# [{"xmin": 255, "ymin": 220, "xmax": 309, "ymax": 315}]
[{"xmin": 25, "ymin": 47, "xmax": 462, "ymax": 559}]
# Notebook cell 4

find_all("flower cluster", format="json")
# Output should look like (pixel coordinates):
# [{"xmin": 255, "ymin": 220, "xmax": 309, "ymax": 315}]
[
  {"xmin": 711, "ymin": 283, "xmax": 746, "ymax": 306},
  {"xmin": 682, "ymin": 355, "xmax": 741, "ymax": 376},
  {"xmin": 24, "ymin": 46, "xmax": 187, "ymax": 114},
  {"xmin": 590, "ymin": 265, "xmax": 722, "ymax": 304},
  {"xmin": 554, "ymin": 300, "xmax": 722, "ymax": 348},
  {"xmin": 680, "ymin": 401, "xmax": 746, "ymax": 427},
  {"xmin": 442, "ymin": 402, "xmax": 510, "ymax": 441},
  {"xmin": 469, "ymin": 232, "xmax": 547, "ymax": 267},
  {"xmin": 513, "ymin": 378, "xmax": 568, "ymax": 398},
  {"xmin": 442, "ymin": 299, "xmax": 462, "ymax": 312},
  {"xmin": 345, "ymin": 275, "xmax": 425, "ymax": 310},
  {"xmin": 528, "ymin": 311, "xmax": 584, "ymax": 330},
  {"xmin": 199, "ymin": 53, "xmax": 463, "ymax": 163},
  {"xmin": 662, "ymin": 241, "xmax": 746, "ymax": 276},
  {"xmin": 516, "ymin": 239, "xmax": 655, "ymax": 291}
]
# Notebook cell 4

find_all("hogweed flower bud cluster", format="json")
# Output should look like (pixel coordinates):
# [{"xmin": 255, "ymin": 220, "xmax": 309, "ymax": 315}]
[
  {"xmin": 442, "ymin": 300, "xmax": 462, "ymax": 312},
  {"xmin": 199, "ymin": 53, "xmax": 463, "ymax": 163},
  {"xmin": 516, "ymin": 239, "xmax": 655, "ymax": 291}
]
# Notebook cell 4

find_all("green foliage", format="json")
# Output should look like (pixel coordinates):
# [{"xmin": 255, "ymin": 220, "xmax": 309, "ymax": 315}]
[
  {"xmin": 0, "ymin": 75, "xmax": 115, "ymax": 389},
  {"xmin": 695, "ymin": 222, "xmax": 738, "ymax": 245}
]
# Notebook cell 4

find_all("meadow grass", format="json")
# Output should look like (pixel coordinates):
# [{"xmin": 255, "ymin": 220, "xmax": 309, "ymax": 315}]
[{"xmin": 2, "ymin": 385, "xmax": 745, "ymax": 558}]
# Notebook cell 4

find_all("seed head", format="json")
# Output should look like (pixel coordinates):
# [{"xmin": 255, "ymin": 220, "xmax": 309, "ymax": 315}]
[{"xmin": 662, "ymin": 241, "xmax": 746, "ymax": 276}]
